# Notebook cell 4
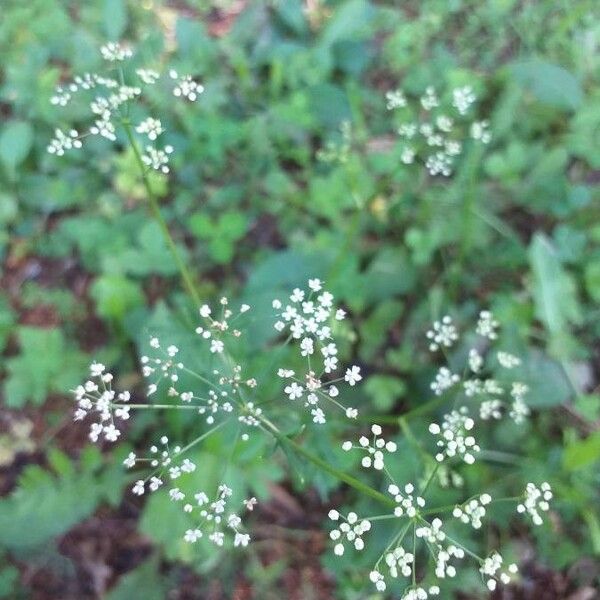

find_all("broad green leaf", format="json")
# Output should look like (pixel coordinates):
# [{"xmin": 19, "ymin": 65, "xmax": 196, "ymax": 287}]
[
  {"xmin": 0, "ymin": 120, "xmax": 33, "ymax": 172},
  {"xmin": 107, "ymin": 557, "xmax": 165, "ymax": 600},
  {"xmin": 103, "ymin": 0, "xmax": 128, "ymax": 40},
  {"xmin": 4, "ymin": 327, "xmax": 87, "ymax": 407},
  {"xmin": 510, "ymin": 60, "xmax": 583, "ymax": 110},
  {"xmin": 584, "ymin": 261, "xmax": 600, "ymax": 303},
  {"xmin": 563, "ymin": 432, "xmax": 600, "ymax": 471},
  {"xmin": 0, "ymin": 447, "xmax": 124, "ymax": 549},
  {"xmin": 91, "ymin": 274, "xmax": 145, "ymax": 321},
  {"xmin": 528, "ymin": 233, "xmax": 581, "ymax": 358}
]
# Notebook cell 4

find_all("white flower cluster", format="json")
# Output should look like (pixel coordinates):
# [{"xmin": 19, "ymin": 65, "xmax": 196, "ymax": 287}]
[
  {"xmin": 517, "ymin": 482, "xmax": 553, "ymax": 525},
  {"xmin": 72, "ymin": 362, "xmax": 130, "ymax": 442},
  {"xmin": 342, "ymin": 424, "xmax": 397, "ymax": 470},
  {"xmin": 196, "ymin": 297, "xmax": 251, "ymax": 355},
  {"xmin": 389, "ymin": 483, "xmax": 425, "ymax": 518},
  {"xmin": 452, "ymin": 493, "xmax": 492, "ymax": 529},
  {"xmin": 48, "ymin": 41, "xmax": 202, "ymax": 171},
  {"xmin": 480, "ymin": 552, "xmax": 518, "ymax": 591},
  {"xmin": 47, "ymin": 128, "xmax": 82, "ymax": 155},
  {"xmin": 169, "ymin": 69, "xmax": 204, "ymax": 101},
  {"xmin": 328, "ymin": 510, "xmax": 372, "ymax": 556},
  {"xmin": 317, "ymin": 120, "xmax": 352, "ymax": 164},
  {"xmin": 426, "ymin": 310, "xmax": 531, "ymax": 425},
  {"xmin": 416, "ymin": 518, "xmax": 465, "ymax": 578},
  {"xmin": 386, "ymin": 84, "xmax": 491, "ymax": 176},
  {"xmin": 183, "ymin": 485, "xmax": 254, "ymax": 548},
  {"xmin": 426, "ymin": 316, "xmax": 458, "ymax": 351},
  {"xmin": 429, "ymin": 407, "xmax": 480, "ymax": 464},
  {"xmin": 273, "ymin": 279, "xmax": 360, "ymax": 423},
  {"xmin": 100, "ymin": 41, "xmax": 132, "ymax": 62},
  {"xmin": 128, "ymin": 435, "xmax": 197, "ymax": 496}
]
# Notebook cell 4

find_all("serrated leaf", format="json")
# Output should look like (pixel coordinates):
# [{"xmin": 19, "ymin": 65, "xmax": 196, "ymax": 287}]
[
  {"xmin": 3, "ymin": 327, "xmax": 88, "ymax": 407},
  {"xmin": 0, "ymin": 449, "xmax": 124, "ymax": 549}
]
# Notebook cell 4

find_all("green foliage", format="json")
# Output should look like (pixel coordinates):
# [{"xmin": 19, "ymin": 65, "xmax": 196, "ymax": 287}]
[
  {"xmin": 0, "ymin": 0, "xmax": 599, "ymax": 595},
  {"xmin": 0, "ymin": 446, "xmax": 125, "ymax": 550},
  {"xmin": 3, "ymin": 327, "xmax": 88, "ymax": 407}
]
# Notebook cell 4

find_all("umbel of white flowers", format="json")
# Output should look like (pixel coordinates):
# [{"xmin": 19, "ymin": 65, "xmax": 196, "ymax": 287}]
[
  {"xmin": 47, "ymin": 41, "xmax": 203, "ymax": 174},
  {"xmin": 327, "ymin": 310, "xmax": 553, "ymax": 597},
  {"xmin": 386, "ymin": 85, "xmax": 491, "ymax": 176}
]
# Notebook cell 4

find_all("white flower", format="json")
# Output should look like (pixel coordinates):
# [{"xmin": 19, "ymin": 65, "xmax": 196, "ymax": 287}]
[
  {"xmin": 184, "ymin": 528, "xmax": 202, "ymax": 543},
  {"xmin": 471, "ymin": 120, "xmax": 491, "ymax": 144},
  {"xmin": 453, "ymin": 494, "xmax": 491, "ymax": 529},
  {"xmin": 344, "ymin": 366, "xmax": 362, "ymax": 386},
  {"xmin": 517, "ymin": 482, "xmax": 552, "ymax": 525},
  {"xmin": 426, "ymin": 316, "xmax": 458, "ymax": 351},
  {"xmin": 308, "ymin": 278, "xmax": 322, "ymax": 291},
  {"xmin": 329, "ymin": 511, "xmax": 371, "ymax": 556},
  {"xmin": 468, "ymin": 349, "xmax": 483, "ymax": 373},
  {"xmin": 480, "ymin": 552, "xmax": 518, "ymax": 591},
  {"xmin": 136, "ymin": 68, "xmax": 160, "ymax": 85},
  {"xmin": 136, "ymin": 117, "xmax": 164, "ymax": 141},
  {"xmin": 169, "ymin": 69, "xmax": 204, "ymax": 101},
  {"xmin": 141, "ymin": 144, "xmax": 174, "ymax": 174},
  {"xmin": 343, "ymin": 424, "xmax": 396, "ymax": 470},
  {"xmin": 132, "ymin": 480, "xmax": 145, "ymax": 496},
  {"xmin": 388, "ymin": 483, "xmax": 425, "ymax": 518},
  {"xmin": 476, "ymin": 310, "xmax": 499, "ymax": 339},
  {"xmin": 123, "ymin": 452, "xmax": 136, "ymax": 468},
  {"xmin": 386, "ymin": 89, "xmax": 406, "ymax": 110},
  {"xmin": 421, "ymin": 86, "xmax": 439, "ymax": 110},
  {"xmin": 100, "ymin": 42, "xmax": 132, "ymax": 62},
  {"xmin": 47, "ymin": 129, "xmax": 82, "ymax": 155},
  {"xmin": 497, "ymin": 351, "xmax": 521, "ymax": 368},
  {"xmin": 430, "ymin": 367, "xmax": 459, "ymax": 395},
  {"xmin": 210, "ymin": 339, "xmax": 224, "ymax": 354},
  {"xmin": 429, "ymin": 407, "xmax": 480, "ymax": 464},
  {"xmin": 285, "ymin": 382, "xmax": 303, "ymax": 400},
  {"xmin": 452, "ymin": 86, "xmax": 476, "ymax": 115}
]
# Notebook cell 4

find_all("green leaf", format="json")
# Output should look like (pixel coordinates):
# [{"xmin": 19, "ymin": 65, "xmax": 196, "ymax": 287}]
[
  {"xmin": 563, "ymin": 432, "xmax": 600, "ymax": 471},
  {"xmin": 91, "ymin": 274, "xmax": 145, "ymax": 321},
  {"xmin": 4, "ymin": 327, "xmax": 87, "ymax": 407},
  {"xmin": 107, "ymin": 557, "xmax": 165, "ymax": 600},
  {"xmin": 510, "ymin": 60, "xmax": 584, "ymax": 110},
  {"xmin": 518, "ymin": 349, "xmax": 571, "ymax": 408},
  {"xmin": 0, "ymin": 447, "xmax": 124, "ymax": 549},
  {"xmin": 103, "ymin": 0, "xmax": 128, "ymax": 40},
  {"xmin": 364, "ymin": 375, "xmax": 406, "ymax": 411},
  {"xmin": 320, "ymin": 0, "xmax": 373, "ymax": 47},
  {"xmin": 0, "ymin": 120, "xmax": 33, "ymax": 172},
  {"xmin": 584, "ymin": 261, "xmax": 600, "ymax": 303},
  {"xmin": 528, "ymin": 233, "xmax": 581, "ymax": 358}
]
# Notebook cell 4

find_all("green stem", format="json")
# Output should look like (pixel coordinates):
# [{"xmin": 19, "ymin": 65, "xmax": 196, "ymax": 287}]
[
  {"xmin": 260, "ymin": 417, "xmax": 396, "ymax": 509},
  {"xmin": 121, "ymin": 118, "xmax": 201, "ymax": 306},
  {"xmin": 114, "ymin": 403, "xmax": 202, "ymax": 409}
]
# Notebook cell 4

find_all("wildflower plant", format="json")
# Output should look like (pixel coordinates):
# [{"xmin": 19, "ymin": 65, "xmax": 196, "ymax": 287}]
[{"xmin": 54, "ymin": 42, "xmax": 556, "ymax": 598}]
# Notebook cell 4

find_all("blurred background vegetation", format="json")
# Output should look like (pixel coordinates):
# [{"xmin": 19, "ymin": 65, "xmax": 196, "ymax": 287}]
[{"xmin": 0, "ymin": 0, "xmax": 599, "ymax": 598}]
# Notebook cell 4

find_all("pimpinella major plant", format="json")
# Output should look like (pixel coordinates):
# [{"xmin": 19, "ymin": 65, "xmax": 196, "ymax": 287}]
[{"xmin": 49, "ymin": 42, "xmax": 556, "ymax": 598}]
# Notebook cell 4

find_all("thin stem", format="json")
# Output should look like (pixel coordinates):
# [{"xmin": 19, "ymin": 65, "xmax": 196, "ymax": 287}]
[
  {"xmin": 121, "ymin": 118, "xmax": 201, "ymax": 306},
  {"xmin": 114, "ymin": 403, "xmax": 201, "ymax": 409},
  {"xmin": 178, "ymin": 419, "xmax": 229, "ymax": 456},
  {"xmin": 259, "ymin": 417, "xmax": 396, "ymax": 509}
]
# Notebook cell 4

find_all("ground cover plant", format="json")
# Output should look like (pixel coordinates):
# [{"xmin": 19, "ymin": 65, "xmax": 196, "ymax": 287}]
[{"xmin": 0, "ymin": 1, "xmax": 599, "ymax": 598}]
